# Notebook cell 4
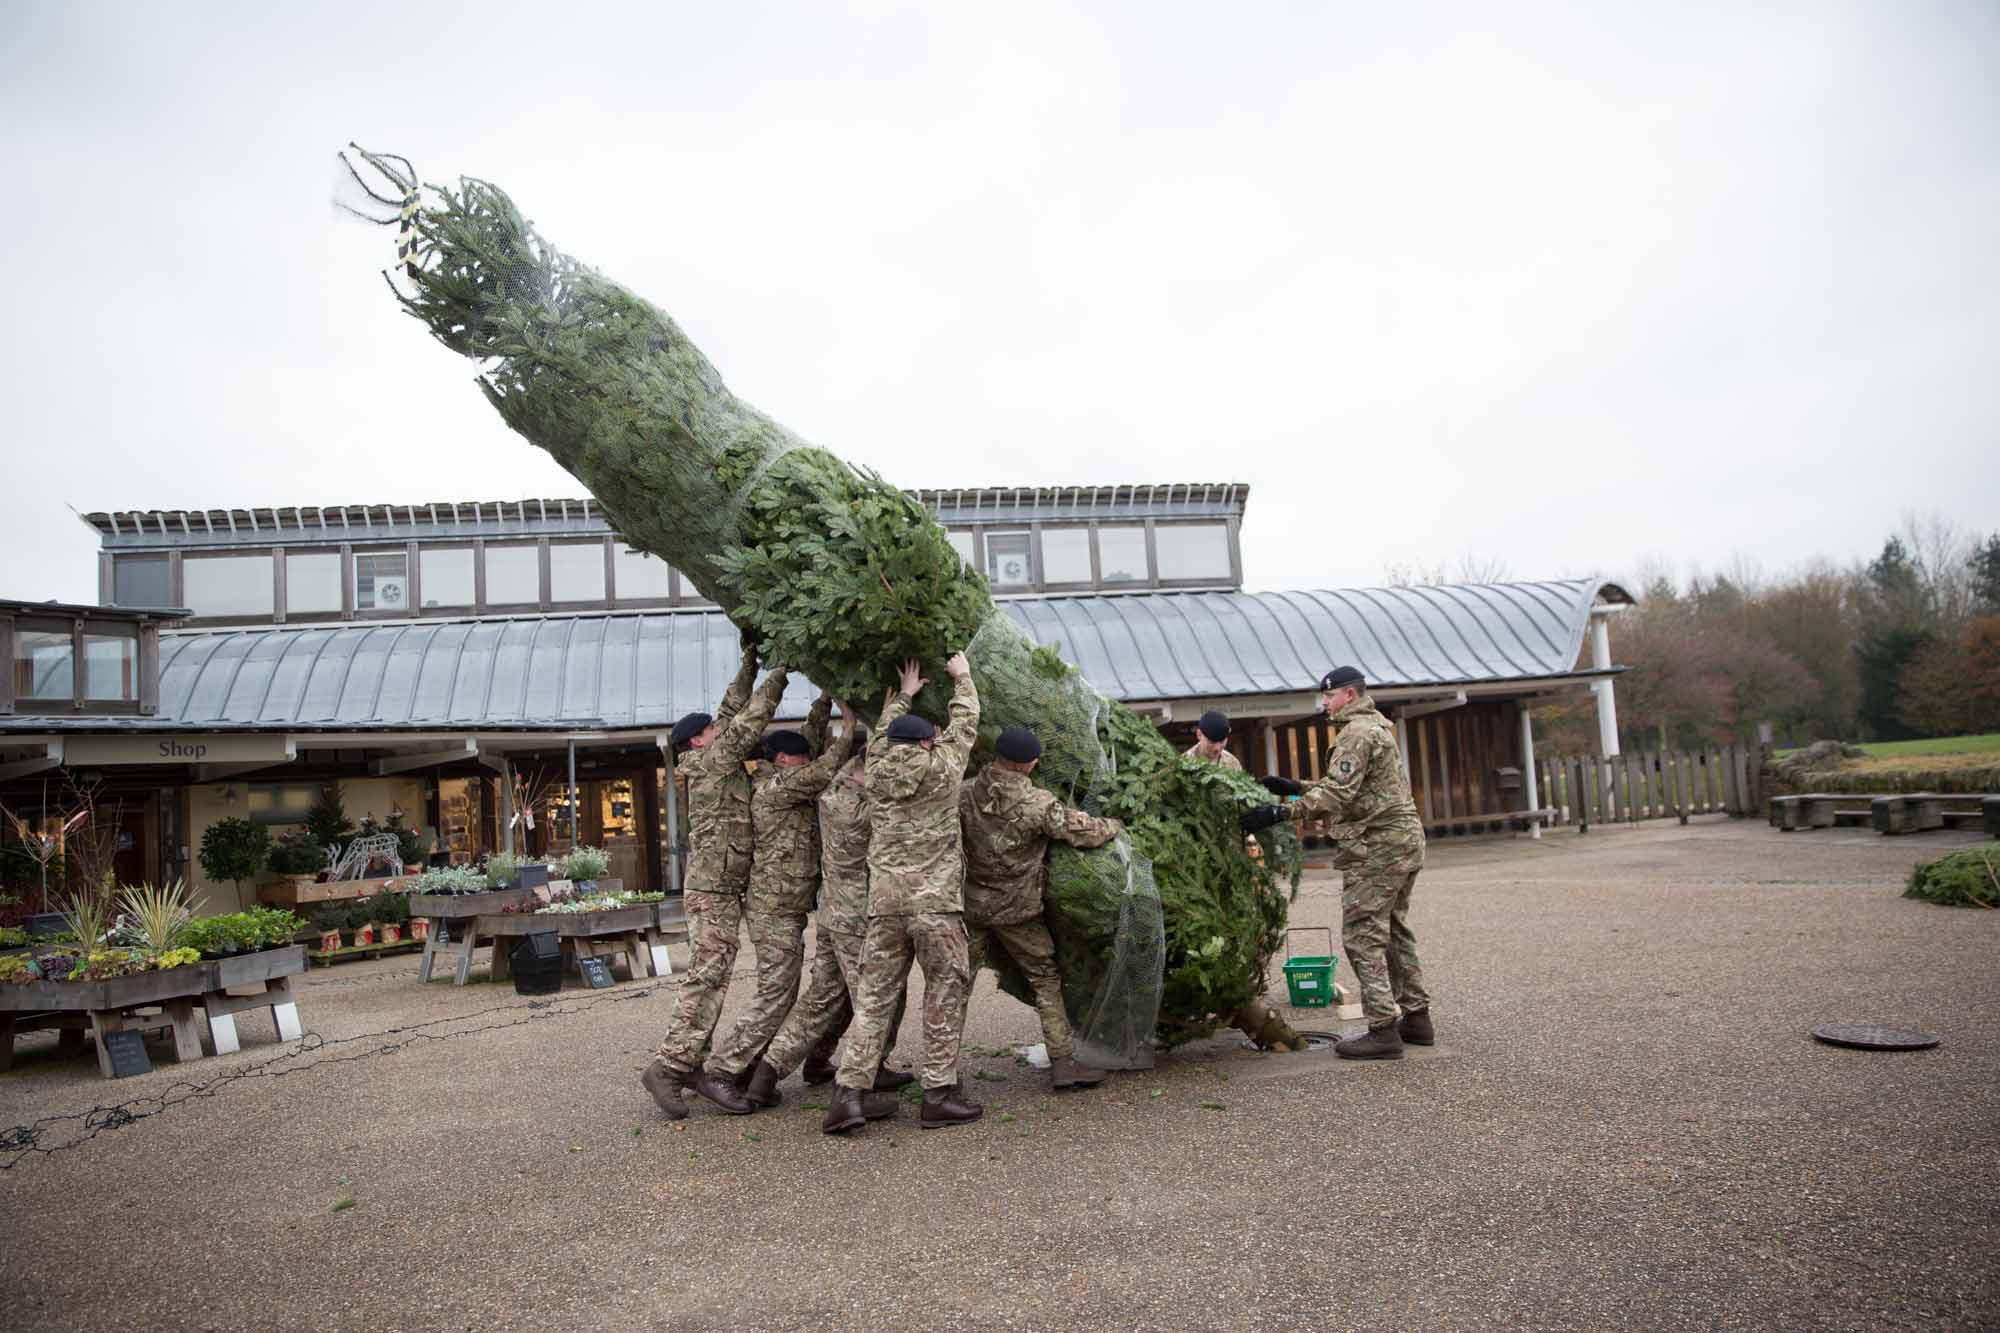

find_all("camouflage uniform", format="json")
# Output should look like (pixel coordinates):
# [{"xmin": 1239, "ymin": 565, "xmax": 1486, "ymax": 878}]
[
  {"xmin": 762, "ymin": 755, "xmax": 906, "ymax": 1076},
  {"xmin": 1295, "ymin": 693, "xmax": 1429, "ymax": 1030},
  {"xmin": 652, "ymin": 657, "xmax": 787, "ymax": 1076},
  {"xmin": 708, "ymin": 700, "xmax": 856, "ymax": 1078},
  {"xmin": 958, "ymin": 766, "xmax": 1122, "ymax": 1061},
  {"xmin": 835, "ymin": 672, "xmax": 979, "ymax": 1092},
  {"xmin": 1184, "ymin": 740, "xmax": 1243, "ymax": 770}
]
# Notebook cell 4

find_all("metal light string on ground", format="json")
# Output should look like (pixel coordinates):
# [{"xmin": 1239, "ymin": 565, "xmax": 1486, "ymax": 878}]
[{"xmin": 0, "ymin": 981, "xmax": 674, "ymax": 1171}]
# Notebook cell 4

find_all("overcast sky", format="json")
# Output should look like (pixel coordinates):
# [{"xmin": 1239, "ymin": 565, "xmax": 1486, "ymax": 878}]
[{"xmin": 2, "ymin": 1, "xmax": 1994, "ymax": 605}]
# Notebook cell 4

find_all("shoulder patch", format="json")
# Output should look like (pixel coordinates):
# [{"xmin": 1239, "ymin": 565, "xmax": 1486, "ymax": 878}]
[{"xmin": 1334, "ymin": 754, "xmax": 1359, "ymax": 779}]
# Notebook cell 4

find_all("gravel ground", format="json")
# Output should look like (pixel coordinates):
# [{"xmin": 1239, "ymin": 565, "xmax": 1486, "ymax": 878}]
[{"xmin": 2, "ymin": 817, "xmax": 1995, "ymax": 1331}]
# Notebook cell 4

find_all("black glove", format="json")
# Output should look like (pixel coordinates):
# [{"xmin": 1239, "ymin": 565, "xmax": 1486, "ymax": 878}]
[
  {"xmin": 1260, "ymin": 776, "xmax": 1303, "ymax": 797},
  {"xmin": 1239, "ymin": 804, "xmax": 1289, "ymax": 834}
]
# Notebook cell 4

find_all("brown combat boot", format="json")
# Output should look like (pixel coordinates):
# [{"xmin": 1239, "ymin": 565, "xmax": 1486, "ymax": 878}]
[
  {"xmin": 743, "ymin": 1058, "xmax": 784, "ymax": 1108},
  {"xmin": 919, "ymin": 1083, "xmax": 984, "ymax": 1129},
  {"xmin": 640, "ymin": 1062, "xmax": 691, "ymax": 1121},
  {"xmin": 1335, "ymin": 1025, "xmax": 1405, "ymax": 1061},
  {"xmin": 822, "ymin": 1085, "xmax": 868, "ymax": 1134},
  {"xmin": 860, "ymin": 1091, "xmax": 899, "ymax": 1120},
  {"xmin": 1397, "ymin": 1008, "xmax": 1435, "ymax": 1046},
  {"xmin": 872, "ymin": 1063, "xmax": 916, "ymax": 1092},
  {"xmin": 801, "ymin": 1051, "xmax": 838, "ymax": 1086},
  {"xmin": 1049, "ymin": 1056, "xmax": 1107, "ymax": 1091},
  {"xmin": 694, "ymin": 1068, "xmax": 755, "ymax": 1114}
]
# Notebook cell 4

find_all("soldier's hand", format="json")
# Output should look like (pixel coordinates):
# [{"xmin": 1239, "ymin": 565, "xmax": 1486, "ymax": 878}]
[
  {"xmin": 944, "ymin": 651, "xmax": 971, "ymax": 680},
  {"xmin": 898, "ymin": 658, "xmax": 927, "ymax": 697},
  {"xmin": 1260, "ymin": 775, "xmax": 1304, "ymax": 798},
  {"xmin": 1239, "ymin": 804, "xmax": 1289, "ymax": 834}
]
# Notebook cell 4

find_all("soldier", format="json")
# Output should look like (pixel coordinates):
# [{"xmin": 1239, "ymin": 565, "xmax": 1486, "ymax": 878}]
[
  {"xmin": 1186, "ymin": 709, "xmax": 1242, "ymax": 769},
  {"xmin": 1244, "ymin": 666, "xmax": 1431, "ymax": 1060},
  {"xmin": 695, "ymin": 695, "xmax": 859, "ymax": 1113},
  {"xmin": 960, "ymin": 725, "xmax": 1124, "ymax": 1090},
  {"xmin": 823, "ymin": 652, "xmax": 982, "ymax": 1134},
  {"xmin": 746, "ymin": 732, "xmax": 915, "ymax": 1107},
  {"xmin": 640, "ymin": 638, "xmax": 788, "ymax": 1118}
]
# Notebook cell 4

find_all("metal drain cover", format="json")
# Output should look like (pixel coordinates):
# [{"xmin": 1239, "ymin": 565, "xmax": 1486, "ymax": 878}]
[
  {"xmin": 1811, "ymin": 1024, "xmax": 1939, "ymax": 1052},
  {"xmin": 1245, "ymin": 1029, "xmax": 1346, "ymax": 1053}
]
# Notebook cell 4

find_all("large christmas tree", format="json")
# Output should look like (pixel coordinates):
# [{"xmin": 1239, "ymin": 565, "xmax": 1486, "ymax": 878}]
[{"xmin": 343, "ymin": 147, "xmax": 1304, "ymax": 1055}]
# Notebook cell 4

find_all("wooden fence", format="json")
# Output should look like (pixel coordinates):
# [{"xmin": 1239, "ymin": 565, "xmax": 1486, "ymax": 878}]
[{"xmin": 1534, "ymin": 745, "xmax": 1765, "ymax": 828}]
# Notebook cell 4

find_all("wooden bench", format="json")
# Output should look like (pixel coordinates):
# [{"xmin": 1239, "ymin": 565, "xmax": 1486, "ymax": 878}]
[{"xmin": 1774, "ymin": 792, "xmax": 1996, "ymax": 835}]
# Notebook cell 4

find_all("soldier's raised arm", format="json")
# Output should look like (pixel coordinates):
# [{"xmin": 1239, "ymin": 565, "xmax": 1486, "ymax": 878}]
[
  {"xmin": 1038, "ymin": 793, "xmax": 1123, "ymax": 850},
  {"xmin": 791, "ymin": 704, "xmax": 859, "ymax": 798},
  {"xmin": 716, "ymin": 666, "xmax": 790, "ymax": 766},
  {"xmin": 936, "ymin": 651, "xmax": 981, "ymax": 774},
  {"xmin": 801, "ymin": 692, "xmax": 833, "ymax": 757},
  {"xmin": 1296, "ymin": 725, "xmax": 1374, "ymax": 822},
  {"xmin": 714, "ymin": 635, "xmax": 760, "ymax": 727}
]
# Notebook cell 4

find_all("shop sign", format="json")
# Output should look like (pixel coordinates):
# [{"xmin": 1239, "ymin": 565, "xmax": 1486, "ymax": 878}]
[{"xmin": 64, "ymin": 734, "xmax": 296, "ymax": 766}]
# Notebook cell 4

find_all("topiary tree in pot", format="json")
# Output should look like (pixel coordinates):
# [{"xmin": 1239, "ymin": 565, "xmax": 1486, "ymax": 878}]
[{"xmin": 199, "ymin": 818, "xmax": 271, "ymax": 913}]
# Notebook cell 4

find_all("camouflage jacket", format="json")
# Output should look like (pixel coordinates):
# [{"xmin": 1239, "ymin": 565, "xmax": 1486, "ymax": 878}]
[
  {"xmin": 1296, "ymin": 694, "xmax": 1424, "ymax": 871},
  {"xmin": 959, "ymin": 766, "xmax": 1123, "ymax": 926},
  {"xmin": 1184, "ymin": 740, "xmax": 1243, "ymax": 770},
  {"xmin": 815, "ymin": 756, "xmax": 871, "ymax": 936},
  {"xmin": 679, "ymin": 660, "xmax": 788, "ymax": 895},
  {"xmin": 864, "ymin": 672, "xmax": 979, "ymax": 916},
  {"xmin": 747, "ymin": 711, "xmax": 856, "ymax": 916}
]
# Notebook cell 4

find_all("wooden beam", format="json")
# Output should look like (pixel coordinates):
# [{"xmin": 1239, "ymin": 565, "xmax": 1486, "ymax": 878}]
[{"xmin": 372, "ymin": 742, "xmax": 478, "ymax": 775}]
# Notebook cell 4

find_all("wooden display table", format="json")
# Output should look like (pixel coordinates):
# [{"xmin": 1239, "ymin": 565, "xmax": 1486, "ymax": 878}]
[
  {"xmin": 258, "ymin": 874, "xmax": 420, "ymax": 909},
  {"xmin": 480, "ymin": 905, "xmax": 659, "ymax": 986},
  {"xmin": 409, "ymin": 888, "xmax": 535, "ymax": 984},
  {"xmin": 0, "ymin": 945, "xmax": 307, "ymax": 1078}
]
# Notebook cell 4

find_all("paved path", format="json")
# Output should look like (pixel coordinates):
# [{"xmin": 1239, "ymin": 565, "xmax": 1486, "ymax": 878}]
[{"xmin": 2, "ymin": 818, "xmax": 1995, "ymax": 1329}]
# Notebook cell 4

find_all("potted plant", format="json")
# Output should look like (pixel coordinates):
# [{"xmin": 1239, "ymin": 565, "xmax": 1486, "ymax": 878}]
[
  {"xmin": 266, "ymin": 829, "xmax": 328, "ymax": 881},
  {"xmin": 484, "ymin": 853, "xmax": 521, "ymax": 889},
  {"xmin": 559, "ymin": 847, "xmax": 611, "ymax": 896},
  {"xmin": 199, "ymin": 819, "xmax": 271, "ymax": 913},
  {"xmin": 116, "ymin": 880, "xmax": 192, "ymax": 954}
]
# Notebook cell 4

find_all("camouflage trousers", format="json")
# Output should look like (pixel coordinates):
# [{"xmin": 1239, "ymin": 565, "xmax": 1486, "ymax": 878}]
[
  {"xmin": 707, "ymin": 910, "xmax": 808, "ymax": 1078},
  {"xmin": 1341, "ymin": 869, "xmax": 1430, "ymax": 1029},
  {"xmin": 963, "ymin": 919, "xmax": 1073, "ymax": 1061},
  {"xmin": 762, "ymin": 926, "xmax": 906, "ymax": 1077},
  {"xmin": 836, "ymin": 912, "xmax": 969, "ymax": 1091},
  {"xmin": 653, "ymin": 889, "xmax": 746, "ymax": 1076}
]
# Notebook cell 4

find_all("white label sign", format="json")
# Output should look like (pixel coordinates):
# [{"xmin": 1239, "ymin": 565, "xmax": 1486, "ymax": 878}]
[{"xmin": 64, "ymin": 734, "xmax": 295, "ymax": 765}]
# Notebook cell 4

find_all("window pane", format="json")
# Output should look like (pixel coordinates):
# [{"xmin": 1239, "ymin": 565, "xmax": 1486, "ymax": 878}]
[
  {"xmin": 550, "ymin": 542, "xmax": 606, "ymax": 602},
  {"xmin": 485, "ymin": 544, "xmax": 540, "ymax": 604},
  {"xmin": 945, "ymin": 530, "xmax": 974, "ymax": 571},
  {"xmin": 1098, "ymin": 527, "xmax": 1149, "ymax": 583},
  {"xmin": 420, "ymin": 547, "xmax": 474, "ymax": 608},
  {"xmin": 355, "ymin": 551, "xmax": 410, "ymax": 611},
  {"xmin": 83, "ymin": 631, "xmax": 137, "ymax": 700},
  {"xmin": 247, "ymin": 782, "xmax": 323, "ymax": 826},
  {"xmin": 614, "ymin": 543, "xmax": 674, "ymax": 599},
  {"xmin": 1155, "ymin": 523, "xmax": 1232, "ymax": 581},
  {"xmin": 1041, "ymin": 528, "xmax": 1091, "ymax": 583},
  {"xmin": 113, "ymin": 556, "xmax": 171, "ymax": 608},
  {"xmin": 286, "ymin": 552, "xmax": 342, "ymax": 614},
  {"xmin": 986, "ymin": 532, "xmax": 1031, "ymax": 588},
  {"xmin": 13, "ymin": 629, "xmax": 73, "ymax": 700},
  {"xmin": 184, "ymin": 555, "xmax": 274, "ymax": 617}
]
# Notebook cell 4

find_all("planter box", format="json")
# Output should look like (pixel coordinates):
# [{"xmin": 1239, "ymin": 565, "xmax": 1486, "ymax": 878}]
[
  {"xmin": 259, "ymin": 875, "xmax": 419, "ymax": 908},
  {"xmin": 213, "ymin": 945, "xmax": 307, "ymax": 990},
  {"xmin": 0, "ymin": 961, "xmax": 213, "ymax": 1013},
  {"xmin": 408, "ymin": 888, "xmax": 532, "ymax": 920},
  {"xmin": 477, "ymin": 904, "xmax": 656, "ymax": 937}
]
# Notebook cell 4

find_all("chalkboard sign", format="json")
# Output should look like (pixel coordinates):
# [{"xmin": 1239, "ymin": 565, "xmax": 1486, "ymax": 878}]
[
  {"xmin": 577, "ymin": 957, "xmax": 614, "ymax": 989},
  {"xmin": 104, "ymin": 1029, "xmax": 152, "ymax": 1079}
]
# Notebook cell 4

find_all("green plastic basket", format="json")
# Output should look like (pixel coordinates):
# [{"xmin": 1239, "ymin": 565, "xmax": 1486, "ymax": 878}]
[{"xmin": 1282, "ymin": 926, "xmax": 1337, "ymax": 1008}]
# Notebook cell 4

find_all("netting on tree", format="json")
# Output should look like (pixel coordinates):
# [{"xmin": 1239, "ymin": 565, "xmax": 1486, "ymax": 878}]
[{"xmin": 344, "ymin": 145, "xmax": 1305, "ymax": 1051}]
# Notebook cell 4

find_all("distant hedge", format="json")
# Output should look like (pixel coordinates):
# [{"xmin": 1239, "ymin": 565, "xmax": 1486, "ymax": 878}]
[{"xmin": 1904, "ymin": 848, "xmax": 2000, "ymax": 908}]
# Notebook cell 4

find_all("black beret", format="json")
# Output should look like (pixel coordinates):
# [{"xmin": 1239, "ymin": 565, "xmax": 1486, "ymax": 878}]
[
  {"xmin": 1318, "ymin": 666, "xmax": 1365, "ymax": 691},
  {"xmin": 995, "ymin": 726, "xmax": 1042, "ymax": 762},
  {"xmin": 1197, "ymin": 710, "xmax": 1230, "ymax": 741},
  {"xmin": 763, "ymin": 730, "xmax": 810, "ymax": 758},
  {"xmin": 670, "ymin": 711, "xmax": 713, "ymax": 747},
  {"xmin": 886, "ymin": 714, "xmax": 936, "ymax": 743}
]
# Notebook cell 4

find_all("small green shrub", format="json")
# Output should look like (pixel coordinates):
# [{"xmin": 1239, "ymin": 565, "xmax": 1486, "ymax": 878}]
[
  {"xmin": 560, "ymin": 847, "xmax": 611, "ymax": 882},
  {"xmin": 1904, "ymin": 848, "xmax": 2000, "ymax": 908},
  {"xmin": 267, "ymin": 829, "xmax": 328, "ymax": 876},
  {"xmin": 198, "ymin": 819, "xmax": 270, "ymax": 908},
  {"xmin": 485, "ymin": 853, "xmax": 521, "ymax": 887}
]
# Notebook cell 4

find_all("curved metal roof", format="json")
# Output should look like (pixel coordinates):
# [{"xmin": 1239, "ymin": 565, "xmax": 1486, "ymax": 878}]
[{"xmin": 109, "ymin": 578, "xmax": 1627, "ymax": 732}]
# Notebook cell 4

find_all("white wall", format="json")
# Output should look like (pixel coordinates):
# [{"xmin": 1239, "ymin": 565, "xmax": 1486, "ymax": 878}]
[{"xmin": 184, "ymin": 776, "xmax": 426, "ymax": 916}]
